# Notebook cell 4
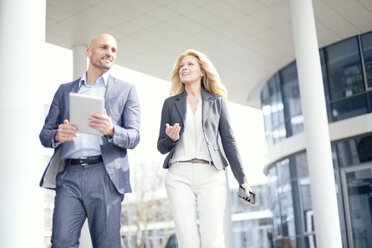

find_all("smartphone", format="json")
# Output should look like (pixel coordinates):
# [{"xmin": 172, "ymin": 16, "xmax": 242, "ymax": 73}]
[{"xmin": 238, "ymin": 186, "xmax": 256, "ymax": 204}]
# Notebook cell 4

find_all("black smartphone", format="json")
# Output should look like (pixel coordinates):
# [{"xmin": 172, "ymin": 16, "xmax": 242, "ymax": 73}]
[{"xmin": 238, "ymin": 186, "xmax": 256, "ymax": 204}]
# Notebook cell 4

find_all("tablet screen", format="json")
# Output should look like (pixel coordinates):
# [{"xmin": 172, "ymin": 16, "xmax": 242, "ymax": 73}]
[{"xmin": 69, "ymin": 93, "xmax": 104, "ymax": 136}]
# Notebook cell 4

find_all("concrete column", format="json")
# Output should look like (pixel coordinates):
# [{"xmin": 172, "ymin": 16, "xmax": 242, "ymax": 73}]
[
  {"xmin": 0, "ymin": 0, "xmax": 45, "ymax": 247},
  {"xmin": 72, "ymin": 44, "xmax": 92, "ymax": 248},
  {"xmin": 289, "ymin": 0, "xmax": 343, "ymax": 247},
  {"xmin": 72, "ymin": 45, "xmax": 87, "ymax": 79}
]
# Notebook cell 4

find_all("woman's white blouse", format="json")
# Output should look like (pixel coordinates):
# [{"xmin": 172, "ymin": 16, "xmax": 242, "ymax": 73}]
[{"xmin": 170, "ymin": 99, "xmax": 212, "ymax": 163}]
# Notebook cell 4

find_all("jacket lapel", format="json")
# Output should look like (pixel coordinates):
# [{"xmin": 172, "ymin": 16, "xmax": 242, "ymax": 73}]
[
  {"xmin": 66, "ymin": 78, "xmax": 81, "ymax": 118},
  {"xmin": 71, "ymin": 79, "xmax": 80, "ymax": 93},
  {"xmin": 202, "ymin": 87, "xmax": 215, "ymax": 126},
  {"xmin": 175, "ymin": 91, "xmax": 186, "ymax": 123},
  {"xmin": 104, "ymin": 75, "xmax": 114, "ymax": 111}
]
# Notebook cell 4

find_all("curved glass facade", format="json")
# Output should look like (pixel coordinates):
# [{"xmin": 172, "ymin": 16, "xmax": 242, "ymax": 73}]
[
  {"xmin": 266, "ymin": 134, "xmax": 372, "ymax": 247},
  {"xmin": 262, "ymin": 31, "xmax": 372, "ymax": 247},
  {"xmin": 261, "ymin": 31, "xmax": 372, "ymax": 146},
  {"xmin": 266, "ymin": 152, "xmax": 315, "ymax": 247}
]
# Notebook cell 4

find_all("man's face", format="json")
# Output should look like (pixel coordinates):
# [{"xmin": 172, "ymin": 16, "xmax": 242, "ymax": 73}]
[{"xmin": 87, "ymin": 35, "xmax": 117, "ymax": 71}]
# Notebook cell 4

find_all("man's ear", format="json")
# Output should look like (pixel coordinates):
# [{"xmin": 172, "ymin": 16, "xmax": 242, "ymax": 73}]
[{"xmin": 86, "ymin": 48, "xmax": 91, "ymax": 57}]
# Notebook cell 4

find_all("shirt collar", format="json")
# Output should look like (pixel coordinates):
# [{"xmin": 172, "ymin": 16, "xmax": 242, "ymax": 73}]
[{"xmin": 79, "ymin": 71, "xmax": 110, "ymax": 87}]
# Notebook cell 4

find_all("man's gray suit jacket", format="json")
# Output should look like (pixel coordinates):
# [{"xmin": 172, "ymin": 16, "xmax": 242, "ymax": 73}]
[
  {"xmin": 157, "ymin": 88, "xmax": 247, "ymax": 185},
  {"xmin": 39, "ymin": 75, "xmax": 140, "ymax": 194}
]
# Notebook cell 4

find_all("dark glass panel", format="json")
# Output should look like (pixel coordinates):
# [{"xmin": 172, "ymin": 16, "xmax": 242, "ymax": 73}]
[
  {"xmin": 277, "ymin": 159, "xmax": 296, "ymax": 237},
  {"xmin": 330, "ymin": 94, "xmax": 368, "ymax": 121},
  {"xmin": 261, "ymin": 74, "xmax": 286, "ymax": 146},
  {"xmin": 344, "ymin": 168, "xmax": 372, "ymax": 248},
  {"xmin": 304, "ymin": 235, "xmax": 317, "ymax": 248},
  {"xmin": 291, "ymin": 180, "xmax": 303, "ymax": 237},
  {"xmin": 268, "ymin": 166, "xmax": 282, "ymax": 238},
  {"xmin": 335, "ymin": 134, "xmax": 372, "ymax": 167},
  {"xmin": 270, "ymin": 75, "xmax": 286, "ymax": 144},
  {"xmin": 325, "ymin": 37, "xmax": 364, "ymax": 101},
  {"xmin": 261, "ymin": 84, "xmax": 273, "ymax": 146},
  {"xmin": 300, "ymin": 179, "xmax": 312, "ymax": 231},
  {"xmin": 356, "ymin": 135, "xmax": 372, "ymax": 163},
  {"xmin": 320, "ymin": 49, "xmax": 331, "ymax": 104},
  {"xmin": 320, "ymin": 48, "xmax": 335, "ymax": 123},
  {"xmin": 361, "ymin": 32, "xmax": 372, "ymax": 88},
  {"xmin": 295, "ymin": 152, "xmax": 309, "ymax": 179},
  {"xmin": 280, "ymin": 62, "xmax": 304, "ymax": 136}
]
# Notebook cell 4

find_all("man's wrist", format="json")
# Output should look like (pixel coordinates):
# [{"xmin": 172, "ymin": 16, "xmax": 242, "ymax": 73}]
[
  {"xmin": 52, "ymin": 135, "xmax": 61, "ymax": 148},
  {"xmin": 108, "ymin": 126, "xmax": 114, "ymax": 137}
]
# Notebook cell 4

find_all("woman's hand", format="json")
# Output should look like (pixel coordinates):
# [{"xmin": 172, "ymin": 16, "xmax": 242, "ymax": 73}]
[
  {"xmin": 240, "ymin": 183, "xmax": 255, "ymax": 205},
  {"xmin": 165, "ymin": 123, "xmax": 181, "ymax": 142}
]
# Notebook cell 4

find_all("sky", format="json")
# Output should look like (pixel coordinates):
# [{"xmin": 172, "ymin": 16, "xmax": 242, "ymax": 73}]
[{"xmin": 42, "ymin": 42, "xmax": 268, "ymax": 188}]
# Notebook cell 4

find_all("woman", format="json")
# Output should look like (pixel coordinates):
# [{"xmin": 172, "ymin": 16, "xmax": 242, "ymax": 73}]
[{"xmin": 157, "ymin": 49, "xmax": 253, "ymax": 248}]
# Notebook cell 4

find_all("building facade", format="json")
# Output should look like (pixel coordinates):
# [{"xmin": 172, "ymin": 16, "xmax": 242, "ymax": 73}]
[
  {"xmin": 230, "ymin": 184, "xmax": 273, "ymax": 248},
  {"xmin": 261, "ymin": 31, "xmax": 372, "ymax": 248}
]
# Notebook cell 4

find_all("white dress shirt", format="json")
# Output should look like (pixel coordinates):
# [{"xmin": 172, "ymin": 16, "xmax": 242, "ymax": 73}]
[{"xmin": 61, "ymin": 72, "xmax": 109, "ymax": 159}]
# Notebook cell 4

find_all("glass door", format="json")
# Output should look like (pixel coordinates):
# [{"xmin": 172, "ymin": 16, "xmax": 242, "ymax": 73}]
[{"xmin": 341, "ymin": 163, "xmax": 372, "ymax": 248}]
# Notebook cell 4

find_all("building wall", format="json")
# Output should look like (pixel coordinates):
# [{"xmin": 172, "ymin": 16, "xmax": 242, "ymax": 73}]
[
  {"xmin": 230, "ymin": 184, "xmax": 273, "ymax": 248},
  {"xmin": 260, "ymin": 31, "xmax": 372, "ymax": 248}
]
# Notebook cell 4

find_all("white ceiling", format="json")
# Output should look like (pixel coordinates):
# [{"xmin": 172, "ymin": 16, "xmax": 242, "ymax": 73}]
[{"xmin": 46, "ymin": 0, "xmax": 372, "ymax": 107}]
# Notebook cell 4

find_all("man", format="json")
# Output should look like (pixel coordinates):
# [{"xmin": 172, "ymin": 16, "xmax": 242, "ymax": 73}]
[{"xmin": 39, "ymin": 34, "xmax": 140, "ymax": 248}]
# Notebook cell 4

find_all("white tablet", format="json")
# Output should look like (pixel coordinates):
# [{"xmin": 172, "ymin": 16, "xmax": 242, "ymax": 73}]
[{"xmin": 69, "ymin": 93, "xmax": 104, "ymax": 136}]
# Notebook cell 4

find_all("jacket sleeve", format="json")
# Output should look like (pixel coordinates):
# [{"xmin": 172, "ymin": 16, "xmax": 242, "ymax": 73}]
[
  {"xmin": 218, "ymin": 98, "xmax": 248, "ymax": 185},
  {"xmin": 157, "ymin": 99, "xmax": 177, "ymax": 154},
  {"xmin": 108, "ymin": 85, "xmax": 140, "ymax": 150},
  {"xmin": 39, "ymin": 85, "xmax": 63, "ymax": 148}
]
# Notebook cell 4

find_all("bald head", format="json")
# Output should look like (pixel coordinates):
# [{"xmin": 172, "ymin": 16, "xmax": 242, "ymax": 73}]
[
  {"xmin": 87, "ymin": 33, "xmax": 117, "ymax": 72},
  {"xmin": 89, "ymin": 34, "xmax": 117, "ymax": 49}
]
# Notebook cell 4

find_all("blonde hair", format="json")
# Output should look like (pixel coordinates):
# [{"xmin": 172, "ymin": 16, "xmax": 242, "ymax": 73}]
[{"xmin": 170, "ymin": 49, "xmax": 227, "ymax": 99}]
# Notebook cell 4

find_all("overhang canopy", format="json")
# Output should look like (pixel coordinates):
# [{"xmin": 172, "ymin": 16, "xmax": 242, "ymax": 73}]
[{"xmin": 46, "ymin": 0, "xmax": 372, "ymax": 107}]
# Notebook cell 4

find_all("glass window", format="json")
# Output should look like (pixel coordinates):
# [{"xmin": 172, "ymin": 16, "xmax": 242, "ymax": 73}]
[
  {"xmin": 356, "ymin": 135, "xmax": 372, "ymax": 163},
  {"xmin": 274, "ymin": 237, "xmax": 296, "ymax": 248},
  {"xmin": 300, "ymin": 179, "xmax": 313, "ymax": 232},
  {"xmin": 335, "ymin": 137, "xmax": 361, "ymax": 167},
  {"xmin": 293, "ymin": 153, "xmax": 313, "ymax": 236},
  {"xmin": 270, "ymin": 76, "xmax": 286, "ymax": 144},
  {"xmin": 334, "ymin": 134, "xmax": 372, "ymax": 167},
  {"xmin": 361, "ymin": 32, "xmax": 372, "ymax": 88},
  {"xmin": 261, "ymin": 84, "xmax": 273, "ymax": 146},
  {"xmin": 304, "ymin": 235, "xmax": 317, "ymax": 248},
  {"xmin": 325, "ymin": 37, "xmax": 364, "ymax": 101},
  {"xmin": 369, "ymin": 92, "xmax": 372, "ymax": 113},
  {"xmin": 268, "ymin": 166, "xmax": 282, "ymax": 238},
  {"xmin": 289, "ymin": 152, "xmax": 314, "ymax": 240},
  {"xmin": 320, "ymin": 49, "xmax": 331, "ymax": 103},
  {"xmin": 320, "ymin": 49, "xmax": 335, "ymax": 122},
  {"xmin": 289, "ymin": 152, "xmax": 309, "ymax": 179},
  {"xmin": 261, "ymin": 74, "xmax": 286, "ymax": 146},
  {"xmin": 280, "ymin": 62, "xmax": 304, "ymax": 137},
  {"xmin": 344, "ymin": 167, "xmax": 372, "ymax": 248},
  {"xmin": 277, "ymin": 159, "xmax": 296, "ymax": 237},
  {"xmin": 330, "ymin": 94, "xmax": 368, "ymax": 121},
  {"xmin": 266, "ymin": 152, "xmax": 319, "ymax": 246},
  {"xmin": 295, "ymin": 152, "xmax": 309, "ymax": 178}
]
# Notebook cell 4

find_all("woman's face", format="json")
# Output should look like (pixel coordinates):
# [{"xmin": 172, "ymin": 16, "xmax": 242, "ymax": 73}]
[{"xmin": 178, "ymin": 55, "xmax": 204, "ymax": 84}]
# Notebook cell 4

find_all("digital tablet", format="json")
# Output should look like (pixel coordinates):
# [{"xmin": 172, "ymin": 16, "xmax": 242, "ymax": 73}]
[{"xmin": 69, "ymin": 93, "xmax": 104, "ymax": 136}]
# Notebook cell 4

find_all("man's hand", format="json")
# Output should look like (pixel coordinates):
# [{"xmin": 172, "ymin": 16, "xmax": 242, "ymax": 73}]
[
  {"xmin": 165, "ymin": 123, "xmax": 181, "ymax": 142},
  {"xmin": 54, "ymin": 119, "xmax": 79, "ymax": 143},
  {"xmin": 88, "ymin": 110, "xmax": 114, "ymax": 136}
]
